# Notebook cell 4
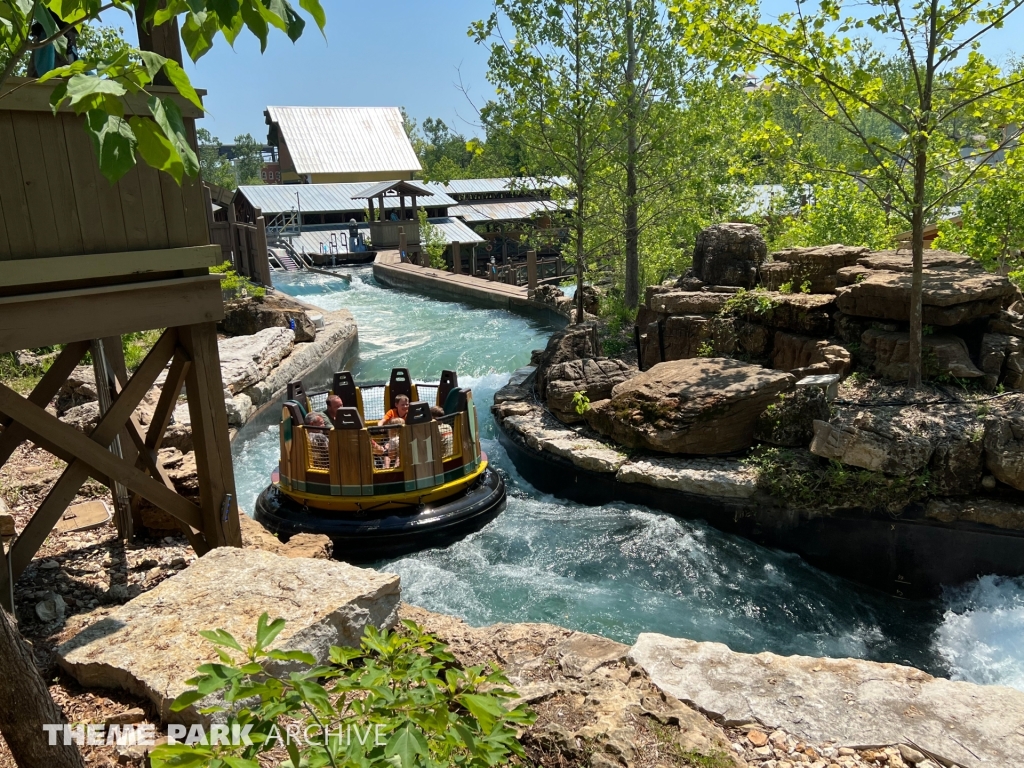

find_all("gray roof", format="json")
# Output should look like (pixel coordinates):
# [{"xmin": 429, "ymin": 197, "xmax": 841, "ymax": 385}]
[
  {"xmin": 289, "ymin": 225, "xmax": 369, "ymax": 256},
  {"xmin": 236, "ymin": 183, "xmax": 456, "ymax": 215},
  {"xmin": 425, "ymin": 216, "xmax": 485, "ymax": 244},
  {"xmin": 449, "ymin": 199, "xmax": 567, "ymax": 223},
  {"xmin": 440, "ymin": 176, "xmax": 571, "ymax": 195},
  {"xmin": 352, "ymin": 179, "xmax": 435, "ymax": 199},
  {"xmin": 266, "ymin": 106, "xmax": 422, "ymax": 176}
]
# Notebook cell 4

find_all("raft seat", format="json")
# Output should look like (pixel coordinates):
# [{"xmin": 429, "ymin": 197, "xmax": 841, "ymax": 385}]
[
  {"xmin": 383, "ymin": 368, "xmax": 419, "ymax": 416},
  {"xmin": 437, "ymin": 370, "xmax": 458, "ymax": 408},
  {"xmin": 286, "ymin": 380, "xmax": 310, "ymax": 414}
]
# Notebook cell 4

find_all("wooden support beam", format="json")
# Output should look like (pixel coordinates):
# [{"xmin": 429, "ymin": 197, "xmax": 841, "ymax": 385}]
[
  {"xmin": 0, "ymin": 245, "xmax": 220, "ymax": 291},
  {"xmin": 0, "ymin": 340, "xmax": 89, "ymax": 465},
  {"xmin": 0, "ymin": 275, "xmax": 223, "ymax": 354},
  {"xmin": 178, "ymin": 323, "xmax": 242, "ymax": 548},
  {"xmin": 146, "ymin": 351, "xmax": 190, "ymax": 454}
]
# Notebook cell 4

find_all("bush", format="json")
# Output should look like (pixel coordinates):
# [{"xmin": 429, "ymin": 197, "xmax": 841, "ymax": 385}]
[
  {"xmin": 210, "ymin": 261, "xmax": 266, "ymax": 299},
  {"xmin": 150, "ymin": 616, "xmax": 535, "ymax": 768}
]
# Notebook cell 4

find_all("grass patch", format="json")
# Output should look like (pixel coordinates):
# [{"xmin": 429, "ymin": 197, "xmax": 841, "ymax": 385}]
[{"xmin": 642, "ymin": 718, "xmax": 735, "ymax": 768}]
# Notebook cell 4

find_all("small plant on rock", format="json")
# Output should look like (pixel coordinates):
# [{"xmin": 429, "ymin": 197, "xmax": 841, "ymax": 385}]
[
  {"xmin": 149, "ymin": 615, "xmax": 534, "ymax": 768},
  {"xmin": 799, "ymin": 280, "xmax": 812, "ymax": 294},
  {"xmin": 778, "ymin": 280, "xmax": 794, "ymax": 294},
  {"xmin": 211, "ymin": 261, "xmax": 266, "ymax": 299},
  {"xmin": 696, "ymin": 341, "xmax": 715, "ymax": 358},
  {"xmin": 572, "ymin": 391, "xmax": 592, "ymax": 416}
]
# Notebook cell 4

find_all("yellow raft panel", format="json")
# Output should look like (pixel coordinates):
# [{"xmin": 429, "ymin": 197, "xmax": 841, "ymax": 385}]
[{"xmin": 278, "ymin": 460, "xmax": 489, "ymax": 513}]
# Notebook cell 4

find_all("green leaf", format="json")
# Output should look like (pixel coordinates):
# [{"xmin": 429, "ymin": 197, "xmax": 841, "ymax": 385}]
[
  {"xmin": 299, "ymin": 0, "xmax": 326, "ymax": 32},
  {"xmin": 48, "ymin": 81, "xmax": 69, "ymax": 114},
  {"xmin": 457, "ymin": 693, "xmax": 506, "ymax": 731},
  {"xmin": 240, "ymin": 0, "xmax": 269, "ymax": 50},
  {"xmin": 199, "ymin": 628, "xmax": 244, "ymax": 652},
  {"xmin": 33, "ymin": 3, "xmax": 59, "ymax": 38},
  {"xmin": 130, "ymin": 116, "xmax": 185, "ymax": 183},
  {"xmin": 255, "ymin": 612, "xmax": 287, "ymax": 651},
  {"xmin": 148, "ymin": 96, "xmax": 200, "ymax": 177},
  {"xmin": 84, "ymin": 110, "xmax": 137, "ymax": 184},
  {"xmin": 66, "ymin": 74, "xmax": 127, "ymax": 116},
  {"xmin": 220, "ymin": 758, "xmax": 260, "ymax": 768},
  {"xmin": 267, "ymin": 649, "xmax": 317, "ymax": 664},
  {"xmin": 384, "ymin": 722, "xmax": 428, "ymax": 768},
  {"xmin": 168, "ymin": 688, "xmax": 207, "ymax": 712}
]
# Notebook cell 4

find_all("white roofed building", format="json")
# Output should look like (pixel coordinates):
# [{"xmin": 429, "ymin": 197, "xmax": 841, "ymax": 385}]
[{"xmin": 265, "ymin": 106, "xmax": 422, "ymax": 184}]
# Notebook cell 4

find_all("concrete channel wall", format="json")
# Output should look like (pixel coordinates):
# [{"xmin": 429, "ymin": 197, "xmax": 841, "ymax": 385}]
[{"xmin": 372, "ymin": 251, "xmax": 569, "ymax": 327}]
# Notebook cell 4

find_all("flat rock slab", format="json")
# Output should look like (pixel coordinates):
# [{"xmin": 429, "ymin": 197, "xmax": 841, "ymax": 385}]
[
  {"xmin": 57, "ymin": 547, "xmax": 400, "ymax": 724},
  {"xmin": 218, "ymin": 326, "xmax": 295, "ymax": 394},
  {"xmin": 630, "ymin": 632, "xmax": 1024, "ymax": 767},
  {"xmin": 616, "ymin": 456, "xmax": 757, "ymax": 499}
]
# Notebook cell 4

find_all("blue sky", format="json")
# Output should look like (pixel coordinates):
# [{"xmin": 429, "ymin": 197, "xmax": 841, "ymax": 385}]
[{"xmin": 109, "ymin": 0, "xmax": 1024, "ymax": 145}]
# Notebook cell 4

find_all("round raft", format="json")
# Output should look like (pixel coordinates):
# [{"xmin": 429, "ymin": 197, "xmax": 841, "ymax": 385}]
[{"xmin": 253, "ymin": 367, "xmax": 506, "ymax": 561}]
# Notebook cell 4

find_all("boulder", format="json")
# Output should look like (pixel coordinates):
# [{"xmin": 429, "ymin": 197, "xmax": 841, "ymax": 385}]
[
  {"xmin": 925, "ymin": 498, "xmax": 1024, "ymax": 531},
  {"xmin": 754, "ymin": 387, "xmax": 830, "ymax": 447},
  {"xmin": 615, "ymin": 456, "xmax": 758, "ymax": 498},
  {"xmin": 979, "ymin": 333, "xmax": 1024, "ymax": 390},
  {"xmin": 809, "ymin": 413, "xmax": 934, "ymax": 475},
  {"xmin": 219, "ymin": 294, "xmax": 317, "ymax": 343},
  {"xmin": 57, "ymin": 547, "xmax": 400, "ymax": 724},
  {"xmin": 660, "ymin": 315, "xmax": 739, "ymax": 361},
  {"xmin": 533, "ymin": 284, "xmax": 575, "ymax": 316},
  {"xmin": 534, "ymin": 323, "xmax": 599, "ymax": 395},
  {"xmin": 861, "ymin": 329, "xmax": 984, "ymax": 381},
  {"xmin": 983, "ymin": 413, "xmax": 1024, "ymax": 490},
  {"xmin": 989, "ymin": 308, "xmax": 1024, "ymax": 338},
  {"xmin": 224, "ymin": 392, "xmax": 254, "ymax": 426},
  {"xmin": 835, "ymin": 270, "xmax": 1015, "ymax": 325},
  {"xmin": 855, "ymin": 248, "xmax": 980, "ymax": 273},
  {"xmin": 649, "ymin": 290, "xmax": 731, "ymax": 315},
  {"xmin": 929, "ymin": 434, "xmax": 984, "ymax": 496},
  {"xmin": 771, "ymin": 331, "xmax": 851, "ymax": 378},
  {"xmin": 218, "ymin": 326, "xmax": 295, "ymax": 395},
  {"xmin": 545, "ymin": 358, "xmax": 636, "ymax": 424},
  {"xmin": 691, "ymin": 223, "xmax": 767, "ymax": 288},
  {"xmin": 238, "ymin": 513, "xmax": 333, "ymax": 559},
  {"xmin": 630, "ymin": 632, "xmax": 1024, "ymax": 768},
  {"xmin": 62, "ymin": 401, "xmax": 100, "ymax": 433},
  {"xmin": 767, "ymin": 244, "xmax": 870, "ymax": 293},
  {"xmin": 722, "ymin": 292, "xmax": 835, "ymax": 335},
  {"xmin": 583, "ymin": 358, "xmax": 795, "ymax": 455}
]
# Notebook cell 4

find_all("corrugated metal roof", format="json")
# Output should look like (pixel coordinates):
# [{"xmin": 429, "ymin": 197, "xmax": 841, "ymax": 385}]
[
  {"xmin": 449, "ymin": 199, "xmax": 567, "ymax": 223},
  {"xmin": 440, "ymin": 176, "xmax": 571, "ymax": 195},
  {"xmin": 266, "ymin": 106, "xmax": 422, "ymax": 176},
  {"xmin": 352, "ymin": 179, "xmax": 435, "ymax": 199},
  {"xmin": 426, "ymin": 217, "xmax": 485, "ymax": 244},
  {"xmin": 236, "ymin": 183, "xmax": 456, "ymax": 215}
]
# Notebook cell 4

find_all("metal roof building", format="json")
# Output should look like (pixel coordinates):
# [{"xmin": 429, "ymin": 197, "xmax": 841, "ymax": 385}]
[
  {"xmin": 449, "ymin": 199, "xmax": 566, "ymax": 223},
  {"xmin": 265, "ymin": 106, "xmax": 422, "ymax": 184},
  {"xmin": 235, "ymin": 183, "xmax": 456, "ymax": 216}
]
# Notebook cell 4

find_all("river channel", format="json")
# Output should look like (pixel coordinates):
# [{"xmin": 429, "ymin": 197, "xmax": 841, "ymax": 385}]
[{"xmin": 231, "ymin": 268, "xmax": 1024, "ymax": 691}]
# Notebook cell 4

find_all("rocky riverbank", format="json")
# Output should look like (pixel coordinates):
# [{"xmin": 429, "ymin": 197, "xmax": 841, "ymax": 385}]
[{"xmin": 3, "ymin": 520, "xmax": 1020, "ymax": 768}]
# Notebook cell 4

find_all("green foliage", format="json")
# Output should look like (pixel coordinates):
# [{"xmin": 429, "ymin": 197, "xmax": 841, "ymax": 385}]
[
  {"xmin": 744, "ymin": 448, "xmax": 932, "ymax": 515},
  {"xmin": 720, "ymin": 288, "xmax": 776, "ymax": 318},
  {"xmin": 572, "ymin": 391, "xmax": 591, "ymax": 416},
  {"xmin": 150, "ymin": 616, "xmax": 534, "ymax": 768},
  {"xmin": 696, "ymin": 340, "xmax": 715, "ymax": 358},
  {"xmin": 197, "ymin": 130, "xmax": 266, "ymax": 189},
  {"xmin": 0, "ymin": 0, "xmax": 325, "ymax": 184},
  {"xmin": 418, "ymin": 210, "xmax": 449, "ymax": 270},
  {"xmin": 211, "ymin": 261, "xmax": 266, "ymax": 299},
  {"xmin": 770, "ymin": 179, "xmax": 897, "ymax": 251}
]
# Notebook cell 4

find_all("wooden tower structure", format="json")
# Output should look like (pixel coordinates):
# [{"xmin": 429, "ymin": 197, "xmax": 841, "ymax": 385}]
[{"xmin": 0, "ymin": 34, "xmax": 242, "ymax": 608}]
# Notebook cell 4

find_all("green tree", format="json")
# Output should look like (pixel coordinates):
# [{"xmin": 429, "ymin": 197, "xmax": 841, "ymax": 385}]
[
  {"xmin": 196, "ymin": 127, "xmax": 236, "ymax": 188},
  {"xmin": 232, "ymin": 132, "xmax": 265, "ymax": 185},
  {"xmin": 680, "ymin": 0, "xmax": 1024, "ymax": 387},
  {"xmin": 933, "ymin": 149, "xmax": 1024, "ymax": 284},
  {"xmin": 772, "ymin": 178, "xmax": 897, "ymax": 250},
  {"xmin": 418, "ymin": 117, "xmax": 476, "ymax": 181},
  {"xmin": 472, "ymin": 0, "xmax": 623, "ymax": 323},
  {"xmin": 0, "ymin": 0, "xmax": 326, "ymax": 184}
]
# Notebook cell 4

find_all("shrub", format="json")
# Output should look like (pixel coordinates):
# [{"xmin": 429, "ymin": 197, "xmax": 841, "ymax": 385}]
[
  {"xmin": 149, "ymin": 616, "xmax": 534, "ymax": 768},
  {"xmin": 210, "ymin": 261, "xmax": 266, "ymax": 299}
]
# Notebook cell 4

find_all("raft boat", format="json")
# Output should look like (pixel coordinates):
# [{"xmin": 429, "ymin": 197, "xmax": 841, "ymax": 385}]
[{"xmin": 254, "ymin": 368, "xmax": 506, "ymax": 561}]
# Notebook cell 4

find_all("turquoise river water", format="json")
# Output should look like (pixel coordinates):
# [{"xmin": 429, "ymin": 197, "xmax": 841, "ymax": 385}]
[{"xmin": 231, "ymin": 268, "xmax": 1024, "ymax": 691}]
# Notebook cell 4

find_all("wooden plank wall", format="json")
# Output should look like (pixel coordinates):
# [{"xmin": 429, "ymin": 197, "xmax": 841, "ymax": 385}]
[{"xmin": 0, "ymin": 111, "xmax": 208, "ymax": 261}]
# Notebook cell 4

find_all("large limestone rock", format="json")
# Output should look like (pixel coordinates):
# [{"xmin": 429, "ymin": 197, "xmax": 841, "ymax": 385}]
[
  {"xmin": 810, "ymin": 413, "xmax": 934, "ymax": 475},
  {"xmin": 979, "ymin": 332, "xmax": 1024, "ymax": 390},
  {"xmin": 771, "ymin": 331, "xmax": 851, "ymax": 378},
  {"xmin": 925, "ymin": 498, "xmax": 1024, "ymax": 530},
  {"xmin": 766, "ymin": 244, "xmax": 869, "ymax": 293},
  {"xmin": 861, "ymin": 328, "xmax": 984, "ymax": 381},
  {"xmin": 218, "ymin": 326, "xmax": 295, "ymax": 395},
  {"xmin": 220, "ymin": 294, "xmax": 317, "ymax": 343},
  {"xmin": 239, "ymin": 513, "xmax": 333, "ymax": 559},
  {"xmin": 631, "ymin": 632, "xmax": 1024, "ymax": 767},
  {"xmin": 545, "ymin": 358, "xmax": 636, "ymax": 424},
  {"xmin": 649, "ymin": 291, "xmax": 731, "ymax": 315},
  {"xmin": 856, "ymin": 248, "xmax": 979, "ymax": 273},
  {"xmin": 723, "ymin": 292, "xmax": 835, "ymax": 335},
  {"xmin": 535, "ymin": 323, "xmax": 599, "ymax": 395},
  {"xmin": 584, "ymin": 358, "xmax": 795, "ymax": 454},
  {"xmin": 615, "ymin": 456, "xmax": 758, "ymax": 498},
  {"xmin": 691, "ymin": 223, "xmax": 767, "ymax": 288},
  {"xmin": 929, "ymin": 434, "xmax": 984, "ymax": 496},
  {"xmin": 753, "ymin": 387, "xmax": 830, "ymax": 447},
  {"xmin": 983, "ymin": 413, "xmax": 1024, "ymax": 490},
  {"xmin": 501, "ymin": 407, "xmax": 629, "ymax": 474},
  {"xmin": 57, "ymin": 547, "xmax": 400, "ymax": 724},
  {"xmin": 836, "ymin": 269, "xmax": 1015, "ymax": 325},
  {"xmin": 989, "ymin": 308, "xmax": 1024, "ymax": 338}
]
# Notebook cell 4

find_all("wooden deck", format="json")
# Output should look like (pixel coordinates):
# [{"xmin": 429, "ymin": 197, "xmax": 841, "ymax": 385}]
[{"xmin": 372, "ymin": 251, "xmax": 568, "ymax": 325}]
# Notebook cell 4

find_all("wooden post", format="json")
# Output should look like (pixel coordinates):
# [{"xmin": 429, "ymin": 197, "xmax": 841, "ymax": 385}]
[
  {"xmin": 225, "ymin": 198, "xmax": 239, "ymax": 271},
  {"xmin": 471, "ymin": 247, "xmax": 478, "ymax": 278},
  {"xmin": 178, "ymin": 322, "xmax": 242, "ymax": 549},
  {"xmin": 91, "ymin": 338, "xmax": 133, "ymax": 539},
  {"xmin": 398, "ymin": 229, "xmax": 407, "ymax": 262},
  {"xmin": 451, "ymin": 241, "xmax": 460, "ymax": 273},
  {"xmin": 527, "ymin": 249, "xmax": 537, "ymax": 290},
  {"xmin": 368, "ymin": 198, "xmax": 375, "ymax": 223},
  {"xmin": 254, "ymin": 211, "xmax": 271, "ymax": 286}
]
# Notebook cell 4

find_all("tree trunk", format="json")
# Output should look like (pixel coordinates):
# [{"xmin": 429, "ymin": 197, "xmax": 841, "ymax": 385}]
[
  {"xmin": 908, "ymin": 174, "xmax": 925, "ymax": 389},
  {"xmin": 623, "ymin": 0, "xmax": 640, "ymax": 310},
  {"xmin": 0, "ymin": 608, "xmax": 85, "ymax": 768}
]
